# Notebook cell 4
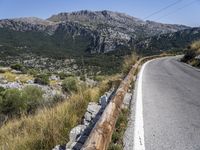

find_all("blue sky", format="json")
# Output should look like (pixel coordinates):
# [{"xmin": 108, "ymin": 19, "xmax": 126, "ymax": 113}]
[{"xmin": 0, "ymin": 0, "xmax": 200, "ymax": 27}]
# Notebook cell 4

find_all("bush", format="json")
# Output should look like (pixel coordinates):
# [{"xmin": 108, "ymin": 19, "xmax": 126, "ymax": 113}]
[
  {"xmin": 62, "ymin": 77, "xmax": 78, "ymax": 93},
  {"xmin": 10, "ymin": 63, "xmax": 24, "ymax": 71},
  {"xmin": 34, "ymin": 74, "xmax": 49, "ymax": 85},
  {"xmin": 58, "ymin": 72, "xmax": 75, "ymax": 80},
  {"xmin": 0, "ymin": 86, "xmax": 44, "ymax": 116},
  {"xmin": 80, "ymin": 75, "xmax": 86, "ymax": 81},
  {"xmin": 181, "ymin": 50, "xmax": 196, "ymax": 62},
  {"xmin": 0, "ymin": 89, "xmax": 26, "ymax": 116},
  {"xmin": 0, "ymin": 87, "xmax": 5, "ymax": 94},
  {"xmin": 22, "ymin": 86, "xmax": 44, "ymax": 113},
  {"xmin": 27, "ymin": 69, "xmax": 39, "ymax": 76}
]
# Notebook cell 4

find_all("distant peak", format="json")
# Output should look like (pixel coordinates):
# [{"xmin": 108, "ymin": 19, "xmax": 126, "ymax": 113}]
[{"xmin": 0, "ymin": 17, "xmax": 54, "ymax": 26}]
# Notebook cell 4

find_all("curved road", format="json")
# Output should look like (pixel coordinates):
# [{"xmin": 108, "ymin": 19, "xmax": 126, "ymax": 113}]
[{"xmin": 124, "ymin": 57, "xmax": 200, "ymax": 150}]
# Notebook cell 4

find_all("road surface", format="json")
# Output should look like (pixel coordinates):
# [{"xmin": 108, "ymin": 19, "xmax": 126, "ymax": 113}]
[{"xmin": 124, "ymin": 57, "xmax": 200, "ymax": 150}]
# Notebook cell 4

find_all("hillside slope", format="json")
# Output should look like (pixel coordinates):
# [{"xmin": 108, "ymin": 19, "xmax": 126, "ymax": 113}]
[
  {"xmin": 135, "ymin": 27, "xmax": 200, "ymax": 54},
  {"xmin": 0, "ymin": 10, "xmax": 191, "ymax": 57}
]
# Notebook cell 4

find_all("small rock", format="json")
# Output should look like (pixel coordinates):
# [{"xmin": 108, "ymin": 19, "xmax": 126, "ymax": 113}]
[
  {"xmin": 27, "ymin": 79, "xmax": 34, "ymax": 84},
  {"xmin": 86, "ymin": 102, "xmax": 101, "ymax": 114},
  {"xmin": 83, "ymin": 102, "xmax": 101, "ymax": 125},
  {"xmin": 69, "ymin": 125, "xmax": 87, "ymax": 142},
  {"xmin": 52, "ymin": 145, "xmax": 65, "ymax": 150},
  {"xmin": 11, "ymin": 70, "xmax": 22, "ymax": 74},
  {"xmin": 50, "ymin": 75, "xmax": 60, "ymax": 81}
]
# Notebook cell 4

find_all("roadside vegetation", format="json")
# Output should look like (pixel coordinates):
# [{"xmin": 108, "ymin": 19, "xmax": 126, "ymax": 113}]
[
  {"xmin": 0, "ymin": 50, "xmax": 138, "ymax": 150},
  {"xmin": 0, "ymin": 86, "xmax": 44, "ymax": 118},
  {"xmin": 181, "ymin": 40, "xmax": 200, "ymax": 68},
  {"xmin": 0, "ymin": 74, "xmax": 118, "ymax": 150},
  {"xmin": 108, "ymin": 108, "xmax": 129, "ymax": 150}
]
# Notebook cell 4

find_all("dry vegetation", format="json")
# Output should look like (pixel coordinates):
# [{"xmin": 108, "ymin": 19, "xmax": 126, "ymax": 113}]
[
  {"xmin": 122, "ymin": 53, "xmax": 138, "ymax": 75},
  {"xmin": 191, "ymin": 40, "xmax": 200, "ymax": 52},
  {"xmin": 181, "ymin": 40, "xmax": 200, "ymax": 67},
  {"xmin": 0, "ymin": 75, "xmax": 119, "ymax": 150},
  {"xmin": 2, "ymin": 72, "xmax": 33, "ymax": 83},
  {"xmin": 0, "ymin": 52, "xmax": 138, "ymax": 150}
]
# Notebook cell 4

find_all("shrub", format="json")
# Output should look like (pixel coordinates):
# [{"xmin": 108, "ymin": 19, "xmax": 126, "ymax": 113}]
[
  {"xmin": 34, "ymin": 74, "xmax": 49, "ymax": 85},
  {"xmin": 191, "ymin": 40, "xmax": 200, "ymax": 50},
  {"xmin": 22, "ymin": 86, "xmax": 44, "ymax": 113},
  {"xmin": 0, "ymin": 89, "xmax": 26, "ymax": 117},
  {"xmin": 10, "ymin": 63, "xmax": 23, "ymax": 71},
  {"xmin": 0, "ymin": 86, "xmax": 44, "ymax": 116},
  {"xmin": 181, "ymin": 50, "xmax": 196, "ymax": 62},
  {"xmin": 0, "ymin": 87, "xmax": 5, "ymax": 94},
  {"xmin": 58, "ymin": 72, "xmax": 74, "ymax": 80},
  {"xmin": 27, "ymin": 69, "xmax": 39, "ymax": 76},
  {"xmin": 58, "ymin": 72, "xmax": 66, "ymax": 80},
  {"xmin": 62, "ymin": 77, "xmax": 78, "ymax": 93},
  {"xmin": 80, "ymin": 75, "xmax": 86, "ymax": 81}
]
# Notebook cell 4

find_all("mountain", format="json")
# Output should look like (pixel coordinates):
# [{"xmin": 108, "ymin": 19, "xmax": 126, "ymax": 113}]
[
  {"xmin": 0, "ymin": 10, "xmax": 194, "ymax": 58},
  {"xmin": 135, "ymin": 27, "xmax": 200, "ymax": 54}
]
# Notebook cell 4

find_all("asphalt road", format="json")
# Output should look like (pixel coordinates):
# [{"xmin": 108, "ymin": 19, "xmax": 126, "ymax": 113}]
[{"xmin": 141, "ymin": 57, "xmax": 200, "ymax": 150}]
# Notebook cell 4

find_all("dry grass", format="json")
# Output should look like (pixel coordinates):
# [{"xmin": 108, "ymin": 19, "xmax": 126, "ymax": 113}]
[
  {"xmin": 3, "ymin": 72, "xmax": 17, "ymax": 82},
  {"xmin": 0, "ymin": 52, "xmax": 137, "ymax": 150},
  {"xmin": 3, "ymin": 72, "xmax": 33, "ymax": 83},
  {"xmin": 122, "ymin": 53, "xmax": 138, "ymax": 75},
  {"xmin": 190, "ymin": 40, "xmax": 200, "ymax": 55},
  {"xmin": 0, "ymin": 78, "xmax": 112, "ymax": 150},
  {"xmin": 191, "ymin": 40, "xmax": 200, "ymax": 52}
]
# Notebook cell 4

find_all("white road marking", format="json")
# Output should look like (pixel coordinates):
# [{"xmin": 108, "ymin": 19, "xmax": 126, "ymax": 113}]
[{"xmin": 133, "ymin": 60, "xmax": 152, "ymax": 150}]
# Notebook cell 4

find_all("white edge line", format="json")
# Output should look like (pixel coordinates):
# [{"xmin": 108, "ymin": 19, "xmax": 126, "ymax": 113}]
[{"xmin": 133, "ymin": 59, "xmax": 154, "ymax": 150}]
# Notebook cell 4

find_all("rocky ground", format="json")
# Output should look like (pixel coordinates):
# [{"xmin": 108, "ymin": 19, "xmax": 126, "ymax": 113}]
[
  {"xmin": 0, "ymin": 67, "xmax": 65, "ymax": 101},
  {"xmin": 0, "ymin": 54, "xmax": 77, "ymax": 74}
]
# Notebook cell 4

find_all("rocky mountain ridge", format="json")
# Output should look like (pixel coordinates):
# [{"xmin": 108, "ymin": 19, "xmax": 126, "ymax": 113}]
[
  {"xmin": 136, "ymin": 27, "xmax": 200, "ymax": 54},
  {"xmin": 0, "ymin": 10, "xmax": 196, "ymax": 56}
]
